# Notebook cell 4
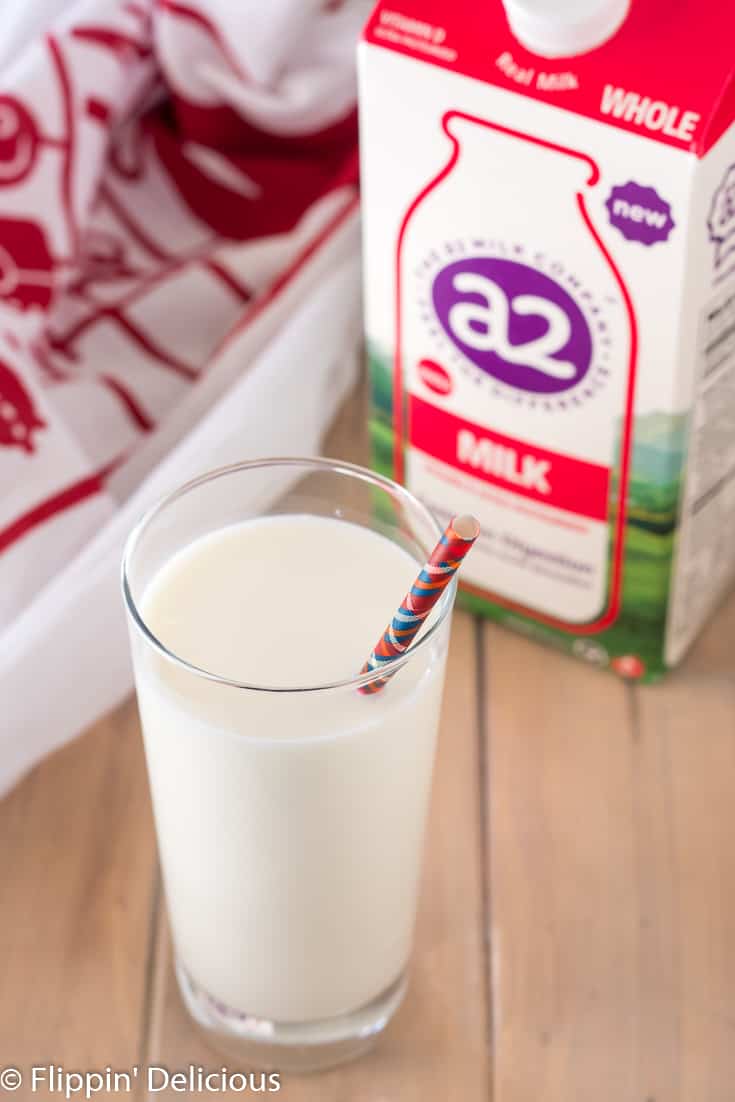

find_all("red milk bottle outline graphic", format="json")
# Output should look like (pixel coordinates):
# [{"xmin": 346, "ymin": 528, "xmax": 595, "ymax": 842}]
[{"xmin": 394, "ymin": 110, "xmax": 638, "ymax": 634}]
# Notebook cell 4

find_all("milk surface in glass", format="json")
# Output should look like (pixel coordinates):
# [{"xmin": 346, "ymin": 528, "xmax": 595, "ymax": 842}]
[{"xmin": 133, "ymin": 513, "xmax": 449, "ymax": 1026}]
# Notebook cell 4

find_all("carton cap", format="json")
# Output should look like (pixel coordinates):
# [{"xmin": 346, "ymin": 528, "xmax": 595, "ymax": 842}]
[{"xmin": 502, "ymin": 0, "xmax": 629, "ymax": 57}]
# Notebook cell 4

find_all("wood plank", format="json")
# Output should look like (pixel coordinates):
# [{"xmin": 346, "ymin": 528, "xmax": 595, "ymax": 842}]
[
  {"xmin": 484, "ymin": 625, "xmax": 636, "ymax": 1101},
  {"xmin": 0, "ymin": 697, "xmax": 156, "ymax": 1070},
  {"xmin": 634, "ymin": 590, "xmax": 735, "ymax": 1102},
  {"xmin": 484, "ymin": 587, "xmax": 735, "ymax": 1102},
  {"xmin": 144, "ymin": 612, "xmax": 489, "ymax": 1100}
]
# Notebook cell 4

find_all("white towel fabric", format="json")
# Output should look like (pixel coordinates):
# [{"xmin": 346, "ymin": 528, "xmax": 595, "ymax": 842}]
[{"xmin": 0, "ymin": 0, "xmax": 367, "ymax": 794}]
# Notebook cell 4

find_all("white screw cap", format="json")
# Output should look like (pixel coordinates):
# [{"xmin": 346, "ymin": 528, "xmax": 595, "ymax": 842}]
[{"xmin": 502, "ymin": 0, "xmax": 629, "ymax": 58}]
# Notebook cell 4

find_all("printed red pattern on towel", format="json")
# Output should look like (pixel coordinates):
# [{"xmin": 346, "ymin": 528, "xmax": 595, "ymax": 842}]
[
  {"xmin": 0, "ymin": 358, "xmax": 46, "ymax": 452},
  {"xmin": 0, "ymin": 0, "xmax": 359, "ymax": 558},
  {"xmin": 0, "ymin": 96, "xmax": 41, "ymax": 186},
  {"xmin": 0, "ymin": 218, "xmax": 56, "ymax": 311}
]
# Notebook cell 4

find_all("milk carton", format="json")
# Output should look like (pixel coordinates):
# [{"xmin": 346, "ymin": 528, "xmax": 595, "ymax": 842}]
[{"xmin": 358, "ymin": 0, "xmax": 735, "ymax": 680}]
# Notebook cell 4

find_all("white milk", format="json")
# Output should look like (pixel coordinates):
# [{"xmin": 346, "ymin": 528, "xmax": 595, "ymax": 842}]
[{"xmin": 134, "ymin": 515, "xmax": 450, "ymax": 1023}]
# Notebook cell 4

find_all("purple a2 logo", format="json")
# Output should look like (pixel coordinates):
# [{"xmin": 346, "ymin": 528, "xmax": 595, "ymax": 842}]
[{"xmin": 432, "ymin": 257, "xmax": 592, "ymax": 394}]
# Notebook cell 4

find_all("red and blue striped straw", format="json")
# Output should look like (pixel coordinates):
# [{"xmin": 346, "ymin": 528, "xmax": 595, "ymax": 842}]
[{"xmin": 359, "ymin": 514, "xmax": 480, "ymax": 694}]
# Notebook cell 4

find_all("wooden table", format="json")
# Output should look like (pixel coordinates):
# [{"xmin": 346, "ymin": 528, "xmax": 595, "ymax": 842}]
[{"xmin": 2, "ymin": 381, "xmax": 735, "ymax": 1100}]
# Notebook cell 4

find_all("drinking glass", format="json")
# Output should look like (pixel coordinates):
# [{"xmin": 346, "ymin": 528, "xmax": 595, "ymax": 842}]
[{"xmin": 122, "ymin": 458, "xmax": 457, "ymax": 1072}]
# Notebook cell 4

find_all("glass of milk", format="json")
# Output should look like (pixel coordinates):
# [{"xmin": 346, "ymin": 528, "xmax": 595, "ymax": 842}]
[{"xmin": 121, "ymin": 458, "xmax": 457, "ymax": 1072}]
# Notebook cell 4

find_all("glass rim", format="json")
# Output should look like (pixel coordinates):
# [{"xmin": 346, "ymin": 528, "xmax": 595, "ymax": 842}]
[{"xmin": 121, "ymin": 456, "xmax": 457, "ymax": 694}]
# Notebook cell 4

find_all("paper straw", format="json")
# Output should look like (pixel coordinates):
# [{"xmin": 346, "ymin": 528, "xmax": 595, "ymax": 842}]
[{"xmin": 359, "ymin": 514, "xmax": 480, "ymax": 695}]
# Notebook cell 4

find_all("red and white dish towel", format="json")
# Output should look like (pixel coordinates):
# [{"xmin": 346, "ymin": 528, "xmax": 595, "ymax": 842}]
[{"xmin": 0, "ymin": 0, "xmax": 366, "ymax": 793}]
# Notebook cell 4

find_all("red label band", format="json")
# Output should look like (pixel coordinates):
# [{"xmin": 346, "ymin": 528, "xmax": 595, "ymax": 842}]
[
  {"xmin": 408, "ymin": 393, "xmax": 610, "ymax": 521},
  {"xmin": 363, "ymin": 0, "xmax": 733, "ymax": 156}
]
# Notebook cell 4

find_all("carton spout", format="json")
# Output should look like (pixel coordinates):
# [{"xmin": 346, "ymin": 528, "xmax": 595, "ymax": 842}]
[{"xmin": 502, "ymin": 0, "xmax": 630, "ymax": 58}]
